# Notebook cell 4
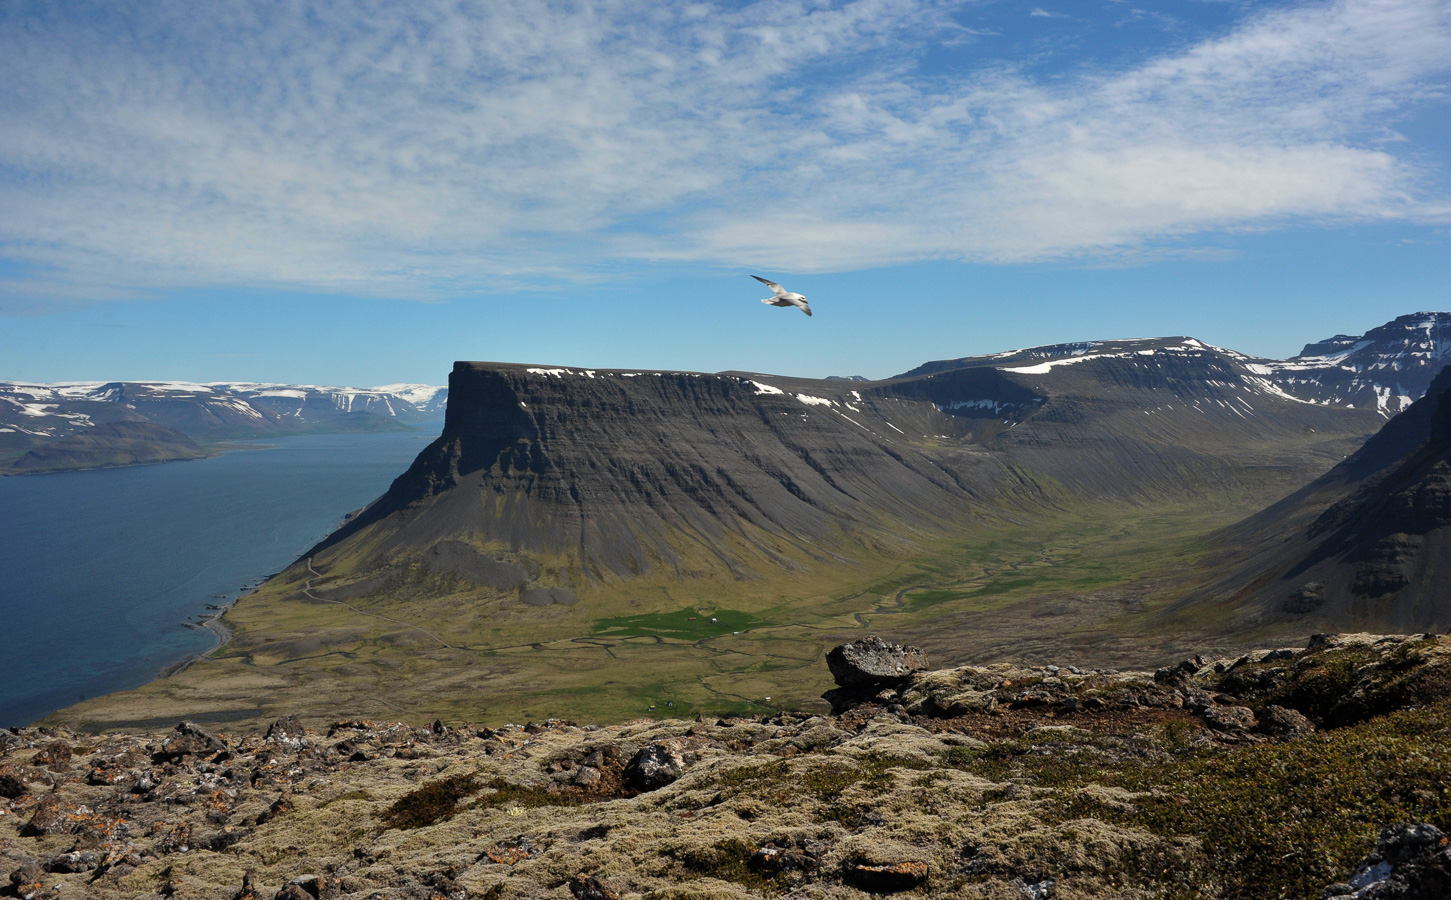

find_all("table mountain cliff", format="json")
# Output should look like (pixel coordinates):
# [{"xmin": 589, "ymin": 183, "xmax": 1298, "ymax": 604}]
[{"xmin": 304, "ymin": 340, "xmax": 1383, "ymax": 592}]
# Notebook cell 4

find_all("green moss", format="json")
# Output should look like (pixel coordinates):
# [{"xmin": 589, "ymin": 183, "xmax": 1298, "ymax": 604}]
[
  {"xmin": 712, "ymin": 759, "xmax": 790, "ymax": 796},
  {"xmin": 471, "ymin": 777, "xmax": 584, "ymax": 810},
  {"xmin": 942, "ymin": 730, "xmax": 1133, "ymax": 788},
  {"xmin": 378, "ymin": 774, "xmax": 480, "ymax": 830},
  {"xmin": 672, "ymin": 838, "xmax": 777, "ymax": 894}
]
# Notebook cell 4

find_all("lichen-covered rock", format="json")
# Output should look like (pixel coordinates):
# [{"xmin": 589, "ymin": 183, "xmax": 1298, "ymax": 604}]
[
  {"xmin": 826, "ymin": 636, "xmax": 929, "ymax": 688},
  {"xmin": 263, "ymin": 716, "xmax": 309, "ymax": 749},
  {"xmin": 153, "ymin": 721, "xmax": 227, "ymax": 762},
  {"xmin": 8, "ymin": 865, "xmax": 46, "ymax": 900},
  {"xmin": 624, "ymin": 741, "xmax": 686, "ymax": 792},
  {"xmin": 1201, "ymin": 705, "xmax": 1257, "ymax": 732}
]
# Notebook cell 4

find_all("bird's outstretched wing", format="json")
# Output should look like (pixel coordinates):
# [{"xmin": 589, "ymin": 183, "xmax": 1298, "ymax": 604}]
[{"xmin": 751, "ymin": 275, "xmax": 783, "ymax": 294}]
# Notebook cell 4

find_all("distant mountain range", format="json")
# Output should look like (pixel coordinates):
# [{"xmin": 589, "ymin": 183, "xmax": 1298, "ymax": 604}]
[
  {"xmin": 0, "ymin": 380, "xmax": 447, "ymax": 471},
  {"xmin": 903, "ymin": 310, "xmax": 1451, "ymax": 418}
]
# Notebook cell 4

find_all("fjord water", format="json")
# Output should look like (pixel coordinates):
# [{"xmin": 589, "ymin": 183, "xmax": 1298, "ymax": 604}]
[{"xmin": 0, "ymin": 431, "xmax": 433, "ymax": 727}]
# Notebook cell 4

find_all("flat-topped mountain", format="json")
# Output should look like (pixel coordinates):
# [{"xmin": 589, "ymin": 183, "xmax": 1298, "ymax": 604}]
[
  {"xmin": 307, "ymin": 344, "xmax": 1383, "ymax": 588},
  {"xmin": 0, "ymin": 380, "xmax": 447, "ymax": 472},
  {"xmin": 310, "ymin": 362, "xmax": 1006, "ymax": 581}
]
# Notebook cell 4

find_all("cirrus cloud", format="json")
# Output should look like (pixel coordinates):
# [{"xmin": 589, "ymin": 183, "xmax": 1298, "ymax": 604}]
[{"xmin": 0, "ymin": 0, "xmax": 1447, "ymax": 306}]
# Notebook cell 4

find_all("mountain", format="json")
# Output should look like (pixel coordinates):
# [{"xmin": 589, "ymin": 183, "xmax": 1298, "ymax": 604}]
[
  {"xmin": 42, "ymin": 314, "xmax": 1446, "ymax": 733},
  {"xmin": 882, "ymin": 337, "xmax": 1383, "ymax": 500},
  {"xmin": 905, "ymin": 312, "xmax": 1451, "ymax": 419},
  {"xmin": 2, "ymin": 421, "xmax": 212, "ymax": 474},
  {"xmin": 307, "ymin": 342, "xmax": 1384, "ymax": 591},
  {"xmin": 1250, "ymin": 311, "xmax": 1451, "ymax": 416},
  {"xmin": 1185, "ymin": 364, "xmax": 1451, "ymax": 632},
  {"xmin": 0, "ymin": 380, "xmax": 447, "ymax": 469},
  {"xmin": 307, "ymin": 362, "xmax": 1007, "ymax": 582}
]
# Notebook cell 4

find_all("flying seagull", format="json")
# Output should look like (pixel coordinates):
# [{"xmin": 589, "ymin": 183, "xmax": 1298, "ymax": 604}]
[{"xmin": 753, "ymin": 275, "xmax": 812, "ymax": 317}]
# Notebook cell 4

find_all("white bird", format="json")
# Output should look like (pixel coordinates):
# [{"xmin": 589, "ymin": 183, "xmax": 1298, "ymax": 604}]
[{"xmin": 752, "ymin": 275, "xmax": 811, "ymax": 317}]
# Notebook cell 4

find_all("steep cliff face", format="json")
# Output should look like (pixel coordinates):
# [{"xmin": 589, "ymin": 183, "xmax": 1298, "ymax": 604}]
[{"xmin": 311, "ymin": 363, "xmax": 1006, "ymax": 579}]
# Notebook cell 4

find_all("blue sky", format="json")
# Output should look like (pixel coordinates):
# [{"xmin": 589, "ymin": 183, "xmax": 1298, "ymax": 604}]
[{"xmin": 1, "ymin": 0, "xmax": 1448, "ymax": 385}]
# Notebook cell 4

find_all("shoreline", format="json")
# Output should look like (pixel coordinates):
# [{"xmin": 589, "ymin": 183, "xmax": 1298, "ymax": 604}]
[{"xmin": 159, "ymin": 597, "xmax": 241, "ymax": 678}]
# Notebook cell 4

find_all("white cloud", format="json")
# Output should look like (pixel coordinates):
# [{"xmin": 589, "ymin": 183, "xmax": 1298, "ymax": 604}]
[{"xmin": 0, "ymin": 0, "xmax": 1447, "ymax": 303}]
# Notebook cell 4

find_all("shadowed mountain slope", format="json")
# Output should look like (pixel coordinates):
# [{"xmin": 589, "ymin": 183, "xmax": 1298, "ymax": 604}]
[
  {"xmin": 905, "ymin": 312, "xmax": 1451, "ymax": 418},
  {"xmin": 1182, "ymin": 365, "xmax": 1451, "ymax": 632},
  {"xmin": 891, "ymin": 338, "xmax": 1384, "ymax": 501}
]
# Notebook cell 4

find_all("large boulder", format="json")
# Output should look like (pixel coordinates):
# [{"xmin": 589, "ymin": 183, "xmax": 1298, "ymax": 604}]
[
  {"xmin": 624, "ymin": 742, "xmax": 686, "ymax": 792},
  {"xmin": 825, "ymin": 636, "xmax": 929, "ymax": 688}
]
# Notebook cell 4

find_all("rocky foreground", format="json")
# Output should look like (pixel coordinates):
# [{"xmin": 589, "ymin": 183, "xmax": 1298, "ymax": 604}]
[{"xmin": 4, "ymin": 634, "xmax": 1451, "ymax": 900}]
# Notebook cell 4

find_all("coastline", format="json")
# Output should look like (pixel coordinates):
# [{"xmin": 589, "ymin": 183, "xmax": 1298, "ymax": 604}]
[{"xmin": 159, "ymin": 599, "xmax": 239, "ymax": 678}]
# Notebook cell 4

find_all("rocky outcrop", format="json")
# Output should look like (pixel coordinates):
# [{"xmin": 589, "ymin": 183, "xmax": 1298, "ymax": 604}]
[
  {"xmin": 824, "ymin": 632, "xmax": 1451, "ymax": 736},
  {"xmin": 623, "ymin": 742, "xmax": 687, "ymax": 792},
  {"xmin": 826, "ymin": 636, "xmax": 930, "ymax": 689}
]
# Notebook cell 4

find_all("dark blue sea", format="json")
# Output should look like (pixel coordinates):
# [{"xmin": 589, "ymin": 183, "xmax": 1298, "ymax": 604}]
[{"xmin": 0, "ymin": 431, "xmax": 433, "ymax": 727}]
